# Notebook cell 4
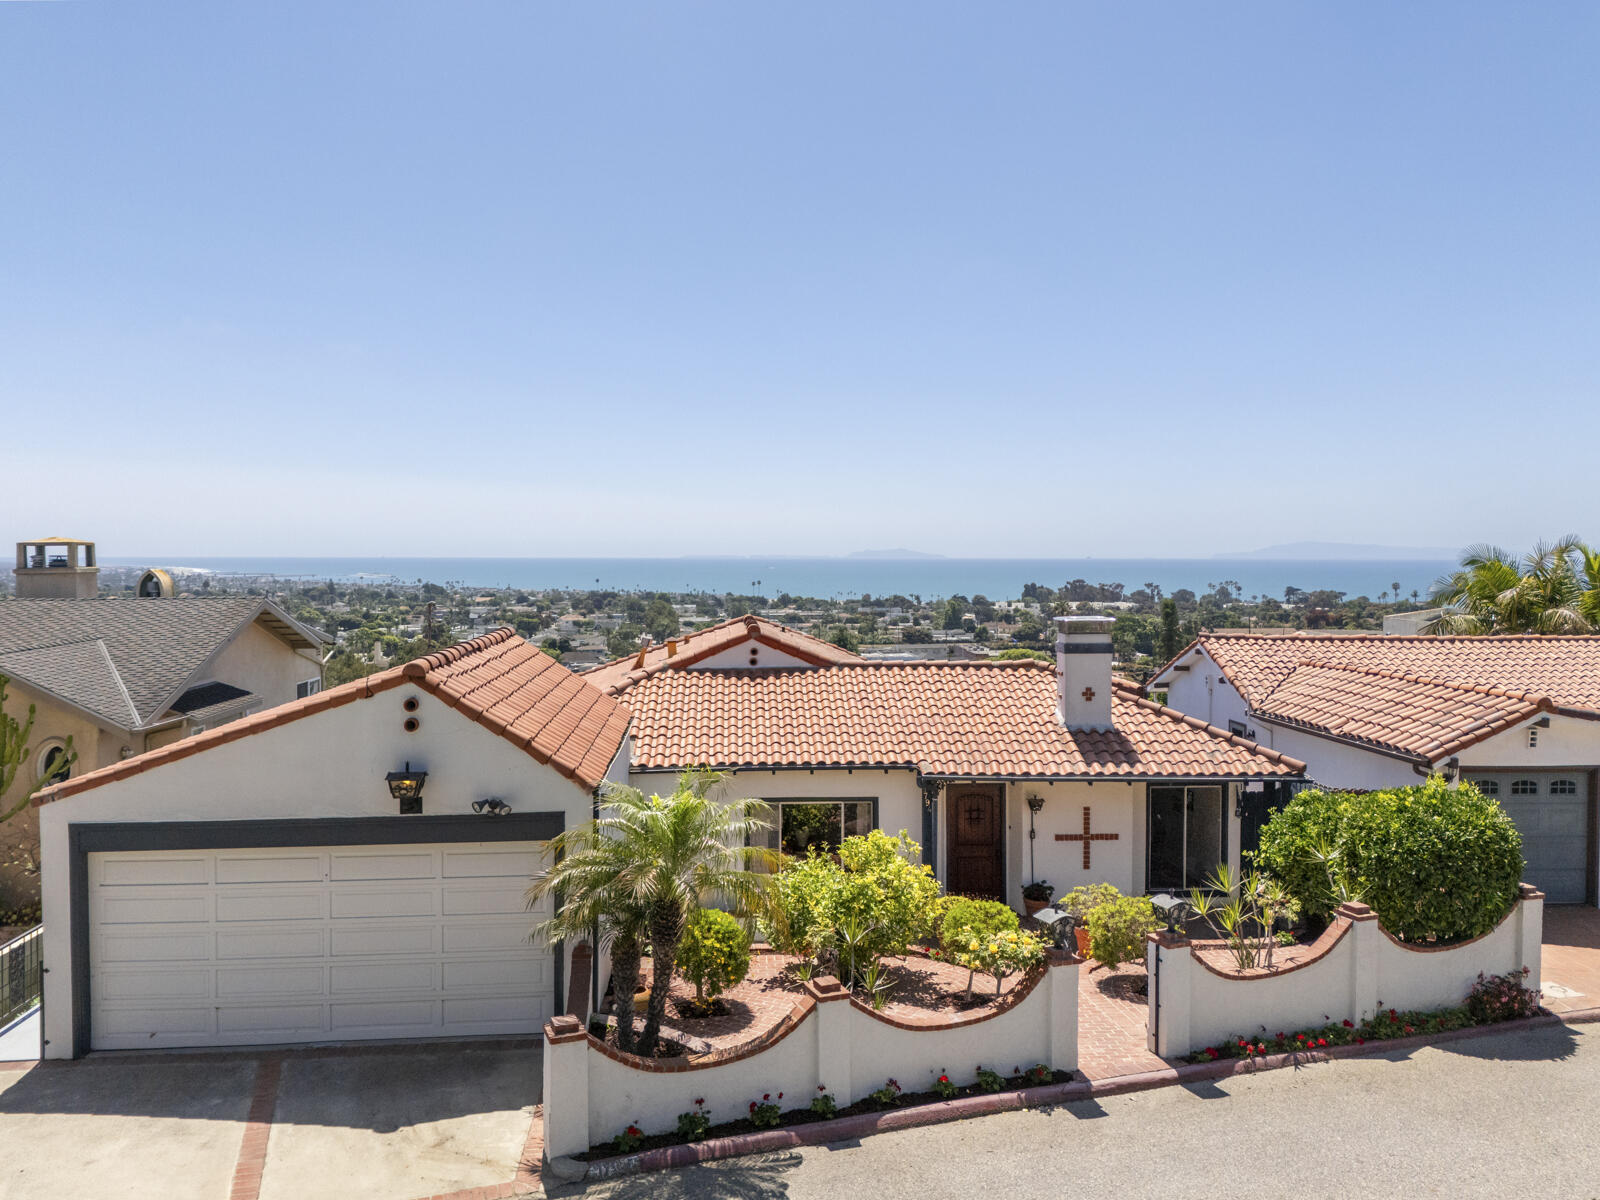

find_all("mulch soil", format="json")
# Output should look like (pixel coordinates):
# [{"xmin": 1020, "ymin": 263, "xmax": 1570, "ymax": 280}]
[{"xmin": 575, "ymin": 1069, "xmax": 1075, "ymax": 1160}]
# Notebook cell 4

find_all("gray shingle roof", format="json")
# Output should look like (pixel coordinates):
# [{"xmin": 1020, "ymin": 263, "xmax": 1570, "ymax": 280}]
[
  {"xmin": 169, "ymin": 681, "xmax": 258, "ymax": 725},
  {"xmin": 0, "ymin": 597, "xmax": 317, "ymax": 729}
]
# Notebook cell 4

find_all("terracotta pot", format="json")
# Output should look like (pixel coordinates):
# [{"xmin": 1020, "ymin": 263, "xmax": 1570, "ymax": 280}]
[
  {"xmin": 1074, "ymin": 926, "xmax": 1092, "ymax": 958},
  {"xmin": 632, "ymin": 989, "xmax": 650, "ymax": 1009},
  {"xmin": 1023, "ymin": 896, "xmax": 1048, "ymax": 917}
]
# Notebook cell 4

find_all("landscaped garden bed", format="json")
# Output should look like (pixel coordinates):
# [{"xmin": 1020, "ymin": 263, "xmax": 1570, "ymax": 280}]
[
  {"xmin": 1188, "ymin": 967, "xmax": 1542, "ymax": 1063},
  {"xmin": 575, "ymin": 1065, "xmax": 1076, "ymax": 1161}
]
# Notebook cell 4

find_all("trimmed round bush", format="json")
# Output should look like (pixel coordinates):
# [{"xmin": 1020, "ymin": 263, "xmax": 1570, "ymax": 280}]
[
  {"xmin": 1338, "ymin": 778, "xmax": 1522, "ymax": 942},
  {"xmin": 1255, "ymin": 778, "xmax": 1523, "ymax": 943},
  {"xmin": 1086, "ymin": 894, "xmax": 1160, "ymax": 969},
  {"xmin": 939, "ymin": 897, "xmax": 1018, "ymax": 951},
  {"xmin": 675, "ymin": 908, "xmax": 752, "ymax": 1001}
]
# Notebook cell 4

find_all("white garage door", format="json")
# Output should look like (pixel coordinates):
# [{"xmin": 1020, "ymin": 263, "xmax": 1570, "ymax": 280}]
[{"xmin": 88, "ymin": 841, "xmax": 553, "ymax": 1051}]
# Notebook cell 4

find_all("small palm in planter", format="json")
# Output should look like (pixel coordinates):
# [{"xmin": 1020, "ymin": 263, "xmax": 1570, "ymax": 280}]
[{"xmin": 1021, "ymin": 880, "xmax": 1054, "ymax": 917}]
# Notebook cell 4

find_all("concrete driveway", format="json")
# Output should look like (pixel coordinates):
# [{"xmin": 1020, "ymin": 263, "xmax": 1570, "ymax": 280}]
[{"xmin": 0, "ymin": 1040, "xmax": 544, "ymax": 1200}]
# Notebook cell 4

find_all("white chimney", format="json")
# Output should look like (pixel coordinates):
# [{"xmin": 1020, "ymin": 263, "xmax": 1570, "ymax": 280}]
[{"xmin": 1055, "ymin": 614, "xmax": 1115, "ymax": 731}]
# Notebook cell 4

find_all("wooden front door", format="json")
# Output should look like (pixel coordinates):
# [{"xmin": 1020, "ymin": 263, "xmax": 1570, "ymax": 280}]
[{"xmin": 947, "ymin": 784, "xmax": 1004, "ymax": 900}]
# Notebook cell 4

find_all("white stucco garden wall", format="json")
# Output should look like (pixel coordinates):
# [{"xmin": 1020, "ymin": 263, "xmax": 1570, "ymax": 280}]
[{"xmin": 37, "ymin": 685, "xmax": 602, "ymax": 1058}]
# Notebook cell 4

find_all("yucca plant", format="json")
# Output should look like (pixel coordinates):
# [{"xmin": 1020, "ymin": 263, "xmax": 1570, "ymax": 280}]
[{"xmin": 1188, "ymin": 864, "xmax": 1300, "ymax": 972}]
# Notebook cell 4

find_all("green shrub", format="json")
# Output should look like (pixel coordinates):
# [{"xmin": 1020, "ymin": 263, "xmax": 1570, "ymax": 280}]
[
  {"xmin": 761, "ymin": 829, "xmax": 940, "ymax": 969},
  {"xmin": 1251, "ymin": 788, "xmax": 1351, "ymax": 921},
  {"xmin": 939, "ymin": 897, "xmax": 1018, "ymax": 950},
  {"xmin": 1057, "ymin": 883, "xmax": 1122, "ymax": 924},
  {"xmin": 1086, "ymin": 895, "xmax": 1160, "ymax": 969},
  {"xmin": 1255, "ymin": 778, "xmax": 1522, "ymax": 942},
  {"xmin": 1338, "ymin": 778, "xmax": 1522, "ymax": 942},
  {"xmin": 675, "ymin": 908, "xmax": 752, "ymax": 1001}
]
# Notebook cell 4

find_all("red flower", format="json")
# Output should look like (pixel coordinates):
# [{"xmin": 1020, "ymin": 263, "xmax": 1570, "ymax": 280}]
[
  {"xmin": 749, "ymin": 1102, "xmax": 757, "ymax": 1111},
  {"xmin": 762, "ymin": 1094, "xmax": 770, "ymax": 1101},
  {"xmin": 777, "ymin": 1093, "xmax": 783, "ymax": 1100},
  {"xmin": 1342, "ymin": 1020, "xmax": 1353, "ymax": 1028},
  {"xmin": 1389, "ymin": 1009, "xmax": 1397, "ymax": 1018},
  {"xmin": 1237, "ymin": 1040, "xmax": 1247, "ymax": 1048},
  {"xmin": 694, "ymin": 1097, "xmax": 704, "ymax": 1106},
  {"xmin": 817, "ymin": 1085, "xmax": 827, "ymax": 1092},
  {"xmin": 1357, "ymin": 1038, "xmax": 1365, "ymax": 1045},
  {"xmin": 1295, "ymin": 1033, "xmax": 1306, "ymax": 1041},
  {"xmin": 1317, "ymin": 1038, "xmax": 1326, "ymax": 1047},
  {"xmin": 938, "ymin": 1075, "xmax": 949, "ymax": 1083},
  {"xmin": 1404, "ymin": 1025, "xmax": 1414, "ymax": 1034}
]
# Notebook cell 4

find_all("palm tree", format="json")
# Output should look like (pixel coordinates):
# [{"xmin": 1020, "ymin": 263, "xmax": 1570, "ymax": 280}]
[
  {"xmin": 1425, "ymin": 538, "xmax": 1597, "ymax": 634},
  {"xmin": 528, "ymin": 769, "xmax": 773, "ymax": 1057}
]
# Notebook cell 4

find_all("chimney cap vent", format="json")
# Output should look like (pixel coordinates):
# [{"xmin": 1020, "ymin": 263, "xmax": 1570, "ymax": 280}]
[{"xmin": 1053, "ymin": 614, "xmax": 1115, "ymax": 635}]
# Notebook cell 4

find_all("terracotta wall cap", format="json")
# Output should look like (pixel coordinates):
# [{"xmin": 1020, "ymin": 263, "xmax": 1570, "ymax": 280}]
[
  {"xmin": 1334, "ymin": 901, "xmax": 1378, "ymax": 921},
  {"xmin": 1518, "ymin": 883, "xmax": 1546, "ymax": 900},
  {"xmin": 805, "ymin": 975, "xmax": 849, "ymax": 1002},
  {"xmin": 1149, "ymin": 930, "xmax": 1189, "ymax": 948},
  {"xmin": 545, "ymin": 1014, "xmax": 587, "ymax": 1044}
]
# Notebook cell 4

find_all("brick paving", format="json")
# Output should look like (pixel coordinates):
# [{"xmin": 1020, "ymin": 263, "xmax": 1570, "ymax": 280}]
[
  {"xmin": 1539, "ymin": 906, "xmax": 1600, "ymax": 1014},
  {"xmin": 1075, "ymin": 961, "xmax": 1173, "ymax": 1081}
]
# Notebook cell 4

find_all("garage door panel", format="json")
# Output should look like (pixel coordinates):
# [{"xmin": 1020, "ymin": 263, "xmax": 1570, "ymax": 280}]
[
  {"xmin": 444, "ymin": 957, "xmax": 546, "ymax": 991},
  {"xmin": 99, "ymin": 857, "xmax": 210, "ymax": 886},
  {"xmin": 1474, "ymin": 773, "xmax": 1591, "ymax": 905},
  {"xmin": 330, "ymin": 851, "xmax": 437, "ymax": 881},
  {"xmin": 443, "ymin": 923, "xmax": 535, "ymax": 953},
  {"xmin": 444, "ymin": 848, "xmax": 542, "ymax": 878},
  {"xmin": 97, "ymin": 969, "xmax": 212, "ymax": 1000},
  {"xmin": 89, "ymin": 840, "xmax": 553, "ymax": 1050},
  {"xmin": 99, "ymin": 932, "xmax": 211, "ymax": 962},
  {"xmin": 331, "ymin": 925, "xmax": 437, "ymax": 956},
  {"xmin": 330, "ymin": 1001, "xmax": 437, "ymax": 1031},
  {"xmin": 216, "ymin": 928, "xmax": 325, "ymax": 959},
  {"xmin": 218, "ymin": 1005, "xmax": 327, "ymax": 1036},
  {"xmin": 97, "ymin": 1007, "xmax": 215, "ymax": 1039},
  {"xmin": 217, "ymin": 854, "xmax": 325, "ymax": 884},
  {"xmin": 216, "ymin": 966, "xmax": 326, "ymax": 998},
  {"xmin": 330, "ymin": 962, "xmax": 436, "ymax": 993},
  {"xmin": 99, "ymin": 895, "xmax": 210, "ymax": 924},
  {"xmin": 442, "ymin": 886, "xmax": 527, "ymax": 916}
]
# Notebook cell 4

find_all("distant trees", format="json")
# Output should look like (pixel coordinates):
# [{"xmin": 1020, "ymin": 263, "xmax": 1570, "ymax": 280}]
[
  {"xmin": 901, "ymin": 625, "xmax": 934, "ymax": 644},
  {"xmin": 940, "ymin": 596, "xmax": 968, "ymax": 630},
  {"xmin": 1426, "ymin": 538, "xmax": 1600, "ymax": 634},
  {"xmin": 1159, "ymin": 598, "xmax": 1182, "ymax": 664},
  {"xmin": 826, "ymin": 624, "xmax": 861, "ymax": 654}
]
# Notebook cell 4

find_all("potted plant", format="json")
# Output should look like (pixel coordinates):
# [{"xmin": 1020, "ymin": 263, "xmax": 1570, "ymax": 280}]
[
  {"xmin": 1059, "ymin": 883, "xmax": 1122, "ymax": 958},
  {"xmin": 1021, "ymin": 880, "xmax": 1054, "ymax": 918}
]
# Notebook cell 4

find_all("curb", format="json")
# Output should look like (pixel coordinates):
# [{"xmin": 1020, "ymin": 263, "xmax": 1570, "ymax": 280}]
[{"xmin": 569, "ymin": 1007, "xmax": 1598, "ymax": 1180}]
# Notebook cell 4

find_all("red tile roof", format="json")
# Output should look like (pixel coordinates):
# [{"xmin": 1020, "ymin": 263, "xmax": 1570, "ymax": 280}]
[
  {"xmin": 582, "ymin": 614, "xmax": 861, "ymax": 697},
  {"xmin": 1160, "ymin": 633, "xmax": 1600, "ymax": 717},
  {"xmin": 34, "ymin": 628, "xmax": 632, "ymax": 804},
  {"xmin": 1253, "ymin": 661, "xmax": 1557, "ymax": 762},
  {"xmin": 626, "ymin": 661, "xmax": 1303, "ymax": 779}
]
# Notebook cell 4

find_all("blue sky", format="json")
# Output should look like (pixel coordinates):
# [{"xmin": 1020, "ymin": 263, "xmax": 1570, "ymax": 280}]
[{"xmin": 2, "ymin": 3, "xmax": 1594, "ymax": 558}]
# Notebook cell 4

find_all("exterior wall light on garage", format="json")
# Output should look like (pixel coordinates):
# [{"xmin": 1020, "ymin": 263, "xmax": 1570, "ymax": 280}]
[
  {"xmin": 386, "ymin": 762, "xmax": 428, "ymax": 814},
  {"xmin": 471, "ymin": 798, "xmax": 514, "ymax": 816}
]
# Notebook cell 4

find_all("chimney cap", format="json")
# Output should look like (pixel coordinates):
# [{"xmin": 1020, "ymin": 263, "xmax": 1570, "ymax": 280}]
[{"xmin": 1054, "ymin": 614, "xmax": 1116, "ymax": 635}]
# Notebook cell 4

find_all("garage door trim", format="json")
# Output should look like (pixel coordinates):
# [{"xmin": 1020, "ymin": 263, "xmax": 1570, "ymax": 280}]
[{"xmin": 66, "ymin": 813, "xmax": 564, "ymax": 1057}]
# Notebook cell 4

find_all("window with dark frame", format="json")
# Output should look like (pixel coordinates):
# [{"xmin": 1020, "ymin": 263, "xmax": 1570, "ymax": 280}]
[
  {"xmin": 1510, "ymin": 779, "xmax": 1539, "ymax": 796},
  {"xmin": 753, "ymin": 799, "xmax": 876, "ymax": 863},
  {"xmin": 1550, "ymin": 779, "xmax": 1578, "ymax": 795}
]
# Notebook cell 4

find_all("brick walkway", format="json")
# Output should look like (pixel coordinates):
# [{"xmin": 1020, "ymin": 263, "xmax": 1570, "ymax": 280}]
[
  {"xmin": 1540, "ymin": 906, "xmax": 1600, "ymax": 1015},
  {"xmin": 1076, "ymin": 962, "xmax": 1173, "ymax": 1080}
]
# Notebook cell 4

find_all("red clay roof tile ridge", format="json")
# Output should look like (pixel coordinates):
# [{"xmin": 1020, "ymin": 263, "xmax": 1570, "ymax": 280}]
[{"xmin": 1273, "ymin": 659, "xmax": 1560, "ymax": 710}]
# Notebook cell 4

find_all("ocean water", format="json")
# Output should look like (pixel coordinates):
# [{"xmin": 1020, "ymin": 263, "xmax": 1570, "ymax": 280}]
[{"xmin": 99, "ymin": 556, "xmax": 1454, "ymax": 603}]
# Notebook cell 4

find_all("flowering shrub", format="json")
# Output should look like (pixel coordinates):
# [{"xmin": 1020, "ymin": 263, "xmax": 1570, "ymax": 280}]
[
  {"xmin": 675, "ymin": 908, "xmax": 752, "ymax": 1004},
  {"xmin": 974, "ymin": 1066, "xmax": 1005, "ymax": 1093},
  {"xmin": 939, "ymin": 898, "xmax": 1018, "ymax": 949},
  {"xmin": 675, "ymin": 1098, "xmax": 711, "ymax": 1141},
  {"xmin": 932, "ymin": 1069, "xmax": 957, "ymax": 1099},
  {"xmin": 748, "ymin": 1092, "xmax": 783, "ymax": 1128},
  {"xmin": 868, "ymin": 1078, "xmax": 903, "ymax": 1107},
  {"xmin": 1191, "ymin": 974, "xmax": 1543, "ymax": 1064},
  {"xmin": 612, "ymin": 1122, "xmax": 644, "ymax": 1153},
  {"xmin": 946, "ymin": 925, "xmax": 1047, "ymax": 998},
  {"xmin": 810, "ymin": 1085, "xmax": 837, "ymax": 1117},
  {"xmin": 1466, "ymin": 968, "xmax": 1542, "ymax": 1023},
  {"xmin": 1020, "ymin": 1063, "xmax": 1051, "ymax": 1086}
]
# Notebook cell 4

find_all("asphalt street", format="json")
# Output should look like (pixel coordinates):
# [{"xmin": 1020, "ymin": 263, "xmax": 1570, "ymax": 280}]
[{"xmin": 557, "ymin": 1020, "xmax": 1598, "ymax": 1200}]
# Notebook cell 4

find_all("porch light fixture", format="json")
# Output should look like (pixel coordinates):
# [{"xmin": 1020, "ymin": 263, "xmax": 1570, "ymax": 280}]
[
  {"xmin": 1026, "ymin": 794, "xmax": 1045, "ymax": 814},
  {"xmin": 386, "ymin": 762, "xmax": 427, "ymax": 814},
  {"xmin": 472, "ymin": 798, "xmax": 514, "ymax": 816},
  {"xmin": 1150, "ymin": 892, "xmax": 1189, "ymax": 936}
]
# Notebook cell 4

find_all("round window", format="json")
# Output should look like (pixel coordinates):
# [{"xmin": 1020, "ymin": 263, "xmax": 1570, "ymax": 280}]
[{"xmin": 36, "ymin": 740, "xmax": 72, "ymax": 785}]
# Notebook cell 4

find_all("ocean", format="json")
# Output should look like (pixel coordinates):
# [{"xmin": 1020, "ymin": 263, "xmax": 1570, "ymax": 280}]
[{"xmin": 98, "ymin": 556, "xmax": 1454, "ymax": 603}]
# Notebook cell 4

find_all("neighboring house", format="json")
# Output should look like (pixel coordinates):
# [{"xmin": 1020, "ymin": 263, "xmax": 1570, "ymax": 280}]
[
  {"xmin": 1147, "ymin": 633, "xmax": 1600, "ymax": 905},
  {"xmin": 31, "ymin": 629, "xmax": 632, "ymax": 1058},
  {"xmin": 586, "ymin": 614, "xmax": 1302, "ymax": 907},
  {"xmin": 28, "ymin": 612, "xmax": 1301, "ymax": 1059},
  {"xmin": 0, "ymin": 537, "xmax": 331, "ymax": 903}
]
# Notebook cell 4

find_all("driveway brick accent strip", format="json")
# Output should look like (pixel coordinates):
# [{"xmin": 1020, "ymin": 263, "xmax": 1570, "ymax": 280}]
[{"xmin": 230, "ymin": 1056, "xmax": 282, "ymax": 1200}]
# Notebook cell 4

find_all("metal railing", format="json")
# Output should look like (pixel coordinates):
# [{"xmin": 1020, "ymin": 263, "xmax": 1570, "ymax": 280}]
[{"xmin": 0, "ymin": 926, "xmax": 41, "ymax": 1027}]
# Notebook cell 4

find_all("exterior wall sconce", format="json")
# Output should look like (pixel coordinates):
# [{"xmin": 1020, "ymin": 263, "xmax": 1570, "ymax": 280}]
[
  {"xmin": 386, "ymin": 762, "xmax": 427, "ymax": 814},
  {"xmin": 472, "ymin": 798, "xmax": 514, "ymax": 816},
  {"xmin": 1026, "ymin": 794, "xmax": 1045, "ymax": 815}
]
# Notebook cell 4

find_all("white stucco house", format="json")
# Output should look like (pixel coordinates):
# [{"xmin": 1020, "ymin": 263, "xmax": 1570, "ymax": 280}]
[
  {"xmin": 31, "ymin": 614, "xmax": 1303, "ymax": 1059},
  {"xmin": 1148, "ymin": 633, "xmax": 1600, "ymax": 905}
]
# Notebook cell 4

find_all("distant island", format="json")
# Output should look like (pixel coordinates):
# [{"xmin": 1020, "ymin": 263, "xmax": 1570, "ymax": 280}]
[
  {"xmin": 847, "ymin": 548, "xmax": 945, "ymax": 559},
  {"xmin": 1220, "ymin": 541, "xmax": 1460, "ymax": 562}
]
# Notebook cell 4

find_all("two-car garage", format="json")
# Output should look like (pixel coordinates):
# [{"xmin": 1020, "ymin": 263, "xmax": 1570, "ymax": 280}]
[{"xmin": 87, "ymin": 837, "xmax": 553, "ymax": 1051}]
